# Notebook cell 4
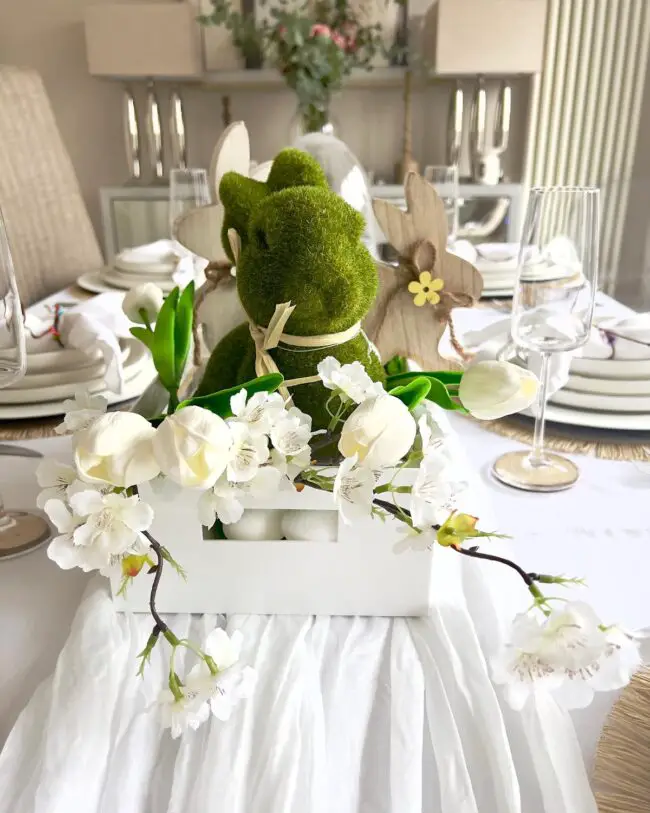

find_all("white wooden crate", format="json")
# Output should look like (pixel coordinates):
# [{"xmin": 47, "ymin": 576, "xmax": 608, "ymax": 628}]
[{"xmin": 110, "ymin": 470, "xmax": 437, "ymax": 617}]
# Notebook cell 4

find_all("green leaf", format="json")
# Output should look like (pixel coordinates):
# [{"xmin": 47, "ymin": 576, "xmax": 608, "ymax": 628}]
[
  {"xmin": 152, "ymin": 287, "xmax": 180, "ymax": 390},
  {"xmin": 389, "ymin": 377, "xmax": 431, "ymax": 411},
  {"xmin": 173, "ymin": 282, "xmax": 194, "ymax": 387},
  {"xmin": 129, "ymin": 326, "xmax": 155, "ymax": 351},
  {"xmin": 383, "ymin": 355, "xmax": 409, "ymax": 377},
  {"xmin": 386, "ymin": 371, "xmax": 466, "ymax": 412},
  {"xmin": 179, "ymin": 373, "xmax": 285, "ymax": 417},
  {"xmin": 386, "ymin": 370, "xmax": 464, "ymax": 388}
]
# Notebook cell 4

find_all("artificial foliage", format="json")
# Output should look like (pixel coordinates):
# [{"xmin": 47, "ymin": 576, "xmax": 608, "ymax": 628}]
[{"xmin": 197, "ymin": 148, "xmax": 385, "ymax": 427}]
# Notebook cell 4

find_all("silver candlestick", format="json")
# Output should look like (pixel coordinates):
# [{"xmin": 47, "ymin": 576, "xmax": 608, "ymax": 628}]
[
  {"xmin": 470, "ymin": 77, "xmax": 511, "ymax": 185},
  {"xmin": 145, "ymin": 81, "xmax": 164, "ymax": 181},
  {"xmin": 169, "ymin": 88, "xmax": 188, "ymax": 170},
  {"xmin": 122, "ymin": 86, "xmax": 141, "ymax": 182},
  {"xmin": 446, "ymin": 80, "xmax": 464, "ymax": 168}
]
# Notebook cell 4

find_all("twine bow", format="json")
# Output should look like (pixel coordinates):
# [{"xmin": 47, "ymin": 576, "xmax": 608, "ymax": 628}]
[{"xmin": 398, "ymin": 238, "xmax": 472, "ymax": 360}]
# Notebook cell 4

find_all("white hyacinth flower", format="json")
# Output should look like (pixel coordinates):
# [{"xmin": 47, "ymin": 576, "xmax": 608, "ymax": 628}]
[
  {"xmin": 317, "ymin": 357, "xmax": 384, "ymax": 404},
  {"xmin": 229, "ymin": 389, "xmax": 286, "ymax": 437},
  {"xmin": 55, "ymin": 390, "xmax": 108, "ymax": 435},
  {"xmin": 333, "ymin": 454, "xmax": 376, "ymax": 525}
]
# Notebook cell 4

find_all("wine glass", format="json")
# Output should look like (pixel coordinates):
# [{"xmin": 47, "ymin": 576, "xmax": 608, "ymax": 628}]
[
  {"xmin": 424, "ymin": 164, "xmax": 459, "ymax": 244},
  {"xmin": 492, "ymin": 186, "xmax": 600, "ymax": 492},
  {"xmin": 0, "ymin": 209, "xmax": 51, "ymax": 558},
  {"xmin": 169, "ymin": 168, "xmax": 211, "ymax": 282}
]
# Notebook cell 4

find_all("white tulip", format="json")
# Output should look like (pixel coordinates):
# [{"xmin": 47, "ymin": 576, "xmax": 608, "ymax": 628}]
[
  {"xmin": 74, "ymin": 412, "xmax": 160, "ymax": 487},
  {"xmin": 153, "ymin": 406, "xmax": 231, "ymax": 489},
  {"xmin": 458, "ymin": 360, "xmax": 539, "ymax": 420},
  {"xmin": 338, "ymin": 394, "xmax": 416, "ymax": 469},
  {"xmin": 122, "ymin": 283, "xmax": 164, "ymax": 325}
]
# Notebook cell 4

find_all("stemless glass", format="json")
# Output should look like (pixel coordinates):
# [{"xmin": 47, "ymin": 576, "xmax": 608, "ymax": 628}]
[
  {"xmin": 424, "ymin": 164, "xmax": 459, "ymax": 244},
  {"xmin": 492, "ymin": 186, "xmax": 600, "ymax": 492},
  {"xmin": 169, "ymin": 168, "xmax": 211, "ymax": 279},
  {"xmin": 0, "ymin": 209, "xmax": 51, "ymax": 557}
]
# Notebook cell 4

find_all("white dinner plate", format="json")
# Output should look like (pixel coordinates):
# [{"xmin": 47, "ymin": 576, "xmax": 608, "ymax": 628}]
[
  {"xmin": 525, "ymin": 402, "xmax": 650, "ymax": 432},
  {"xmin": 551, "ymin": 387, "xmax": 650, "ymax": 413},
  {"xmin": 114, "ymin": 256, "xmax": 177, "ymax": 275},
  {"xmin": 571, "ymin": 356, "xmax": 650, "ymax": 380},
  {"xmin": 0, "ymin": 365, "xmax": 157, "ymax": 420},
  {"xmin": 480, "ymin": 288, "xmax": 514, "ymax": 298},
  {"xmin": 100, "ymin": 267, "xmax": 176, "ymax": 293},
  {"xmin": 0, "ymin": 340, "xmax": 149, "ymax": 404},
  {"xmin": 565, "ymin": 373, "xmax": 650, "ymax": 396},
  {"xmin": 16, "ymin": 345, "xmax": 132, "ymax": 390},
  {"xmin": 76, "ymin": 270, "xmax": 121, "ymax": 295}
]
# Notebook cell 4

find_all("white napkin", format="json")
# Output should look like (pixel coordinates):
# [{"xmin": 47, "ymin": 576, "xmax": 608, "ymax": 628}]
[
  {"xmin": 0, "ymin": 292, "xmax": 132, "ymax": 394},
  {"xmin": 594, "ymin": 313, "xmax": 650, "ymax": 359},
  {"xmin": 115, "ymin": 239, "xmax": 178, "ymax": 271}
]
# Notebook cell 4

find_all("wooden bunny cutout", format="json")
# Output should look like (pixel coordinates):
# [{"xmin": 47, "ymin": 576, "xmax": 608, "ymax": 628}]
[
  {"xmin": 173, "ymin": 122, "xmax": 271, "ymax": 363},
  {"xmin": 364, "ymin": 171, "xmax": 483, "ymax": 370}
]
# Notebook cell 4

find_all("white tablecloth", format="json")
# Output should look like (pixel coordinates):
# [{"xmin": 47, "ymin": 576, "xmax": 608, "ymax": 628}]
[{"xmin": 0, "ymin": 294, "xmax": 648, "ymax": 811}]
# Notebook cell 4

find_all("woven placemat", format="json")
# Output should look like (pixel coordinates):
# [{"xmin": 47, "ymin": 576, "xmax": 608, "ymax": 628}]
[
  {"xmin": 593, "ymin": 666, "xmax": 650, "ymax": 813},
  {"xmin": 0, "ymin": 416, "xmax": 65, "ymax": 441},
  {"xmin": 468, "ymin": 412, "xmax": 650, "ymax": 461},
  {"xmin": 0, "ymin": 399, "xmax": 139, "ymax": 442}
]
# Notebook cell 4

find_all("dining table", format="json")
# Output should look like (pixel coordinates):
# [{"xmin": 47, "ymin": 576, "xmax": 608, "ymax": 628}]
[{"xmin": 0, "ymin": 282, "xmax": 648, "ymax": 813}]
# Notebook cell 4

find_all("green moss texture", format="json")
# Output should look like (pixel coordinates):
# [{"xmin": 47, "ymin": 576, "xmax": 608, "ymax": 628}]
[{"xmin": 198, "ymin": 146, "xmax": 385, "ymax": 428}]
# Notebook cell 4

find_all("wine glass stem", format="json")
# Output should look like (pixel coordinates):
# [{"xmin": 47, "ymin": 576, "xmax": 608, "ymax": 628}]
[
  {"xmin": 530, "ymin": 351, "xmax": 551, "ymax": 466},
  {"xmin": 0, "ymin": 490, "xmax": 16, "ymax": 532}
]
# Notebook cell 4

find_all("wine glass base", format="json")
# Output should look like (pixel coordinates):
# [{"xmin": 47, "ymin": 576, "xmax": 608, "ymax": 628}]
[
  {"xmin": 492, "ymin": 451, "xmax": 579, "ymax": 492},
  {"xmin": 0, "ymin": 511, "xmax": 51, "ymax": 561}
]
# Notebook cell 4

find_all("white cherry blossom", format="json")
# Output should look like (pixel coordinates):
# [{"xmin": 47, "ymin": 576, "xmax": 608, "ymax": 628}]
[
  {"xmin": 410, "ymin": 449, "xmax": 467, "ymax": 530},
  {"xmin": 198, "ymin": 465, "xmax": 283, "ymax": 526},
  {"xmin": 393, "ymin": 527, "xmax": 436, "ymax": 554},
  {"xmin": 317, "ymin": 357, "xmax": 384, "ymax": 404},
  {"xmin": 229, "ymin": 389, "xmax": 285, "ymax": 436},
  {"xmin": 333, "ymin": 454, "xmax": 376, "ymax": 524},
  {"xmin": 45, "ymin": 499, "xmax": 90, "ymax": 571},
  {"xmin": 36, "ymin": 459, "xmax": 79, "ymax": 509},
  {"xmin": 270, "ymin": 408, "xmax": 312, "ymax": 457},
  {"xmin": 56, "ymin": 490, "xmax": 154, "ymax": 572},
  {"xmin": 159, "ymin": 689, "xmax": 210, "ymax": 739},
  {"xmin": 55, "ymin": 390, "xmax": 107, "ymax": 435},
  {"xmin": 227, "ymin": 422, "xmax": 269, "ymax": 482},
  {"xmin": 492, "ymin": 601, "xmax": 642, "ymax": 711}
]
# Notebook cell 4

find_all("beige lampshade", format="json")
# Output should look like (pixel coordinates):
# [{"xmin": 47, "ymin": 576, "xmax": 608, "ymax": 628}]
[
  {"xmin": 421, "ymin": 0, "xmax": 547, "ymax": 75},
  {"xmin": 85, "ymin": 2, "xmax": 202, "ymax": 78}
]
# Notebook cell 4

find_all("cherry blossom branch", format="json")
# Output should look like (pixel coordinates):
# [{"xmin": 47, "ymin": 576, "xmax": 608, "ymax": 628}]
[{"xmin": 142, "ymin": 531, "xmax": 169, "ymax": 635}]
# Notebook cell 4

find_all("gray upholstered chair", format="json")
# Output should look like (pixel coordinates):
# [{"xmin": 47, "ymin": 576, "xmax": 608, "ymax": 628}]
[{"xmin": 0, "ymin": 66, "xmax": 103, "ymax": 305}]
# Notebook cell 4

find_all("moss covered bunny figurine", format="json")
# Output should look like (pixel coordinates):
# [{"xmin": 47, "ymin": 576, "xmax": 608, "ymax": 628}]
[{"xmin": 196, "ymin": 147, "xmax": 385, "ymax": 428}]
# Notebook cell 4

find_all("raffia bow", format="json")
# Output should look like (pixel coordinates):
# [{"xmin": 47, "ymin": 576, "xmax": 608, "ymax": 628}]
[{"xmin": 249, "ymin": 302, "xmax": 361, "ymax": 401}]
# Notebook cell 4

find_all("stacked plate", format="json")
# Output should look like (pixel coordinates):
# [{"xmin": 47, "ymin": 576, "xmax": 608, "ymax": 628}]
[
  {"xmin": 473, "ymin": 243, "xmax": 578, "ymax": 298},
  {"xmin": 546, "ymin": 355, "xmax": 650, "ymax": 431},
  {"xmin": 0, "ymin": 338, "xmax": 156, "ymax": 420},
  {"xmin": 78, "ymin": 240, "xmax": 180, "ymax": 295}
]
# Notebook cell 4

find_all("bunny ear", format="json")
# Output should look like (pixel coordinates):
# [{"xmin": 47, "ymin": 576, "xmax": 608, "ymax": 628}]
[
  {"xmin": 173, "ymin": 203, "xmax": 229, "ymax": 264},
  {"xmin": 208, "ymin": 121, "xmax": 251, "ymax": 203},
  {"xmin": 250, "ymin": 160, "xmax": 272, "ymax": 182},
  {"xmin": 372, "ymin": 198, "xmax": 413, "ymax": 257}
]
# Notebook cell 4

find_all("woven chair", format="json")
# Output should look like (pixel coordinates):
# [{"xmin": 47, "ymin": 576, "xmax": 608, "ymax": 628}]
[{"xmin": 0, "ymin": 65, "xmax": 103, "ymax": 305}]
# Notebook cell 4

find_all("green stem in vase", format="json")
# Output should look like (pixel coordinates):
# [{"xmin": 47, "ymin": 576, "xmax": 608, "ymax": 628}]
[{"xmin": 300, "ymin": 103, "xmax": 331, "ymax": 134}]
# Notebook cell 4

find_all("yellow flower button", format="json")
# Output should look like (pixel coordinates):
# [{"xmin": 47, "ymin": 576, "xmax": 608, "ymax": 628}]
[{"xmin": 407, "ymin": 271, "xmax": 444, "ymax": 307}]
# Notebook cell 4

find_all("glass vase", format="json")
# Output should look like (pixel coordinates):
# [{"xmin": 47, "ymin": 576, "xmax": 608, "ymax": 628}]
[{"xmin": 290, "ymin": 102, "xmax": 336, "ymax": 141}]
